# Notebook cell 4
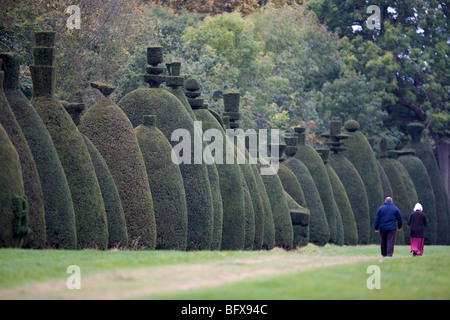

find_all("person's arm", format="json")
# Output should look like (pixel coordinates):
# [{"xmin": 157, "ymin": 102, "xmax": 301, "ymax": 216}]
[
  {"xmin": 407, "ymin": 213, "xmax": 412, "ymax": 226},
  {"xmin": 423, "ymin": 213, "xmax": 427, "ymax": 227}
]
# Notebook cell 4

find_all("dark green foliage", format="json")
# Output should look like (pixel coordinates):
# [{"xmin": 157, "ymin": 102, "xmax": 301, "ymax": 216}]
[
  {"xmin": 79, "ymin": 97, "xmax": 156, "ymax": 250},
  {"xmin": 0, "ymin": 52, "xmax": 76, "ymax": 249},
  {"xmin": 237, "ymin": 151, "xmax": 265, "ymax": 251},
  {"xmin": 283, "ymin": 158, "xmax": 329, "ymax": 246},
  {"xmin": 294, "ymin": 139, "xmax": 335, "ymax": 243},
  {"xmin": 251, "ymin": 161, "xmax": 273, "ymax": 250},
  {"xmin": 405, "ymin": 123, "xmax": 448, "ymax": 245},
  {"xmin": 206, "ymin": 162, "xmax": 224, "ymax": 250},
  {"xmin": 0, "ymin": 68, "xmax": 46, "ymax": 249},
  {"xmin": 343, "ymin": 120, "xmax": 384, "ymax": 243},
  {"xmin": 391, "ymin": 153, "xmax": 419, "ymax": 244},
  {"xmin": 398, "ymin": 152, "xmax": 437, "ymax": 245},
  {"xmin": 82, "ymin": 135, "xmax": 128, "ymax": 249},
  {"xmin": 242, "ymin": 179, "xmax": 255, "ymax": 250},
  {"xmin": 260, "ymin": 163, "xmax": 294, "ymax": 249},
  {"xmin": 325, "ymin": 163, "xmax": 358, "ymax": 245},
  {"xmin": 192, "ymin": 107, "xmax": 246, "ymax": 250},
  {"xmin": 278, "ymin": 163, "xmax": 310, "ymax": 247},
  {"xmin": 134, "ymin": 116, "xmax": 188, "ymax": 250},
  {"xmin": 378, "ymin": 145, "xmax": 418, "ymax": 245},
  {"xmin": 31, "ymin": 32, "xmax": 108, "ymax": 250},
  {"xmin": 0, "ymin": 123, "xmax": 29, "ymax": 248},
  {"xmin": 377, "ymin": 161, "xmax": 393, "ymax": 199},
  {"xmin": 169, "ymin": 76, "xmax": 223, "ymax": 250},
  {"xmin": 118, "ymin": 88, "xmax": 214, "ymax": 250},
  {"xmin": 333, "ymin": 198, "xmax": 344, "ymax": 246},
  {"xmin": 328, "ymin": 152, "xmax": 370, "ymax": 244},
  {"xmin": 284, "ymin": 190, "xmax": 310, "ymax": 248}
]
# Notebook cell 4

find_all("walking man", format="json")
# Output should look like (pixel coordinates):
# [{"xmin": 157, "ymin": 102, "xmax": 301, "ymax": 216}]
[{"xmin": 374, "ymin": 197, "xmax": 403, "ymax": 258}]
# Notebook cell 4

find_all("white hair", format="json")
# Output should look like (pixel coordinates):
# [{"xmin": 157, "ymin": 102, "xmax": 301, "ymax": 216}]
[{"xmin": 414, "ymin": 203, "xmax": 423, "ymax": 212}]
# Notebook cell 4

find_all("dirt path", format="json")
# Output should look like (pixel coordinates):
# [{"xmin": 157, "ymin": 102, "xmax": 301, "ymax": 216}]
[{"xmin": 0, "ymin": 252, "xmax": 376, "ymax": 299}]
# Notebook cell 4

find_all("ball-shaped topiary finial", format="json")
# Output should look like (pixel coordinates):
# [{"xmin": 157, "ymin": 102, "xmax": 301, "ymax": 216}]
[{"xmin": 344, "ymin": 120, "xmax": 360, "ymax": 132}]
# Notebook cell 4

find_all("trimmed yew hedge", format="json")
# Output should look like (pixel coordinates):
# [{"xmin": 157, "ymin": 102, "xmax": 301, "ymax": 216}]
[
  {"xmin": 278, "ymin": 164, "xmax": 310, "ymax": 247},
  {"xmin": 294, "ymin": 133, "xmax": 336, "ymax": 243},
  {"xmin": 0, "ymin": 52, "xmax": 76, "ymax": 249},
  {"xmin": 134, "ymin": 116, "xmax": 188, "ymax": 250},
  {"xmin": 405, "ymin": 123, "xmax": 449, "ymax": 244},
  {"xmin": 193, "ymin": 107, "xmax": 246, "ymax": 250},
  {"xmin": 283, "ymin": 157, "xmax": 329, "ymax": 246},
  {"xmin": 80, "ymin": 95, "xmax": 156, "ymax": 250},
  {"xmin": 398, "ymin": 151, "xmax": 437, "ymax": 245},
  {"xmin": 0, "ymin": 123, "xmax": 29, "ymax": 248},
  {"xmin": 343, "ymin": 120, "xmax": 384, "ymax": 243},
  {"xmin": 329, "ymin": 152, "xmax": 370, "ymax": 244},
  {"xmin": 0, "ymin": 67, "xmax": 46, "ymax": 249},
  {"xmin": 82, "ymin": 135, "xmax": 128, "ymax": 249},
  {"xmin": 324, "ymin": 159, "xmax": 358, "ymax": 245},
  {"xmin": 119, "ymin": 87, "xmax": 214, "ymax": 250}
]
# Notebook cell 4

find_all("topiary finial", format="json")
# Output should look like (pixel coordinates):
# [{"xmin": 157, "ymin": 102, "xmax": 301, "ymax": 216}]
[
  {"xmin": 407, "ymin": 122, "xmax": 425, "ymax": 143},
  {"xmin": 344, "ymin": 120, "xmax": 360, "ymax": 132},
  {"xmin": 90, "ymin": 81, "xmax": 116, "ymax": 98}
]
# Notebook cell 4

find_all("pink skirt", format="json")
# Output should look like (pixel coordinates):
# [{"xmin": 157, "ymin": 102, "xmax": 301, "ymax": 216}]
[{"xmin": 410, "ymin": 237, "xmax": 424, "ymax": 256}]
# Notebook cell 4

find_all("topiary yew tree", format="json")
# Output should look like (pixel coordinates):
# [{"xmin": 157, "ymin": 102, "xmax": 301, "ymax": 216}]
[
  {"xmin": 405, "ymin": 122, "xmax": 448, "ymax": 244},
  {"xmin": 293, "ymin": 126, "xmax": 336, "ymax": 243},
  {"xmin": 80, "ymin": 82, "xmax": 156, "ymax": 250},
  {"xmin": 0, "ymin": 52, "xmax": 76, "ymax": 249},
  {"xmin": 31, "ymin": 31, "xmax": 108, "ymax": 250},
  {"xmin": 324, "ymin": 120, "xmax": 370, "ymax": 244},
  {"xmin": 0, "ymin": 60, "xmax": 46, "ymax": 249},
  {"xmin": 0, "ymin": 123, "xmax": 29, "ymax": 248},
  {"xmin": 118, "ymin": 48, "xmax": 214, "ymax": 250},
  {"xmin": 343, "ymin": 120, "xmax": 384, "ymax": 244},
  {"xmin": 397, "ymin": 149, "xmax": 437, "ymax": 245},
  {"xmin": 135, "ymin": 115, "xmax": 188, "ymax": 250}
]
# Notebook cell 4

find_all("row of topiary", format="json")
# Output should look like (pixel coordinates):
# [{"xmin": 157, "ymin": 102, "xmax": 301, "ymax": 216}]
[{"xmin": 1, "ymin": 31, "xmax": 448, "ymax": 250}]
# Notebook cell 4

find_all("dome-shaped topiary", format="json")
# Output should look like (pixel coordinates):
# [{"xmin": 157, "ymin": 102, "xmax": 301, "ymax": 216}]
[
  {"xmin": 0, "ymin": 123, "xmax": 29, "ymax": 248},
  {"xmin": 343, "ymin": 121, "xmax": 384, "ymax": 243},
  {"xmin": 192, "ymin": 105, "xmax": 246, "ymax": 250},
  {"xmin": 278, "ymin": 163, "xmax": 310, "ymax": 247},
  {"xmin": 398, "ymin": 150, "xmax": 437, "ymax": 244},
  {"xmin": 324, "ymin": 158, "xmax": 358, "ymax": 245},
  {"xmin": 82, "ymin": 135, "xmax": 128, "ymax": 249},
  {"xmin": 405, "ymin": 122, "xmax": 448, "ymax": 244},
  {"xmin": 1, "ymin": 52, "xmax": 76, "ymax": 249},
  {"xmin": 0, "ymin": 63, "xmax": 46, "ymax": 249},
  {"xmin": 169, "ymin": 71, "xmax": 224, "ymax": 251},
  {"xmin": 118, "ymin": 55, "xmax": 214, "ymax": 250},
  {"xmin": 31, "ymin": 32, "xmax": 108, "ymax": 250},
  {"xmin": 325, "ymin": 121, "xmax": 370, "ymax": 244},
  {"xmin": 282, "ymin": 156, "xmax": 329, "ymax": 246},
  {"xmin": 293, "ymin": 127, "xmax": 335, "ymax": 243},
  {"xmin": 80, "ymin": 83, "xmax": 156, "ymax": 250},
  {"xmin": 134, "ymin": 115, "xmax": 188, "ymax": 250},
  {"xmin": 260, "ymin": 161, "xmax": 294, "ymax": 250},
  {"xmin": 378, "ymin": 138, "xmax": 418, "ymax": 244}
]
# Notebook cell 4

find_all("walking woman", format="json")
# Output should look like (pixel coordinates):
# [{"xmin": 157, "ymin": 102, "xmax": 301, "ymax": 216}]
[{"xmin": 408, "ymin": 203, "xmax": 428, "ymax": 256}]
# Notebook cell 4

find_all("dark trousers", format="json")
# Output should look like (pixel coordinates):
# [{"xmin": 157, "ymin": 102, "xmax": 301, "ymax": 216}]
[{"xmin": 380, "ymin": 230, "xmax": 396, "ymax": 257}]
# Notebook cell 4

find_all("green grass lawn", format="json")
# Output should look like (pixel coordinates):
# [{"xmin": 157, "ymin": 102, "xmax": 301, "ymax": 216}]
[{"xmin": 0, "ymin": 244, "xmax": 449, "ymax": 299}]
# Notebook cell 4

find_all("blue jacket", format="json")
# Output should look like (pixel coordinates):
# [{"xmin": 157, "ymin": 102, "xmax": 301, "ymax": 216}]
[{"xmin": 374, "ymin": 202, "xmax": 403, "ymax": 231}]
